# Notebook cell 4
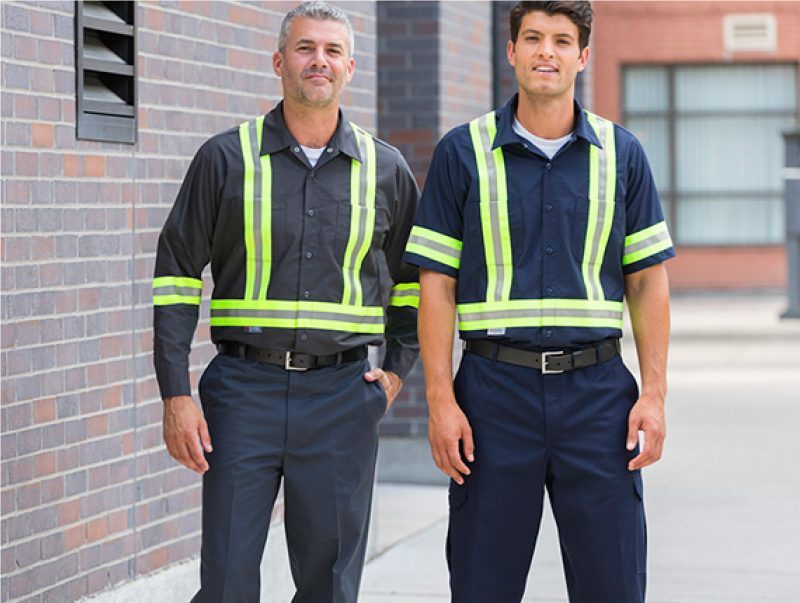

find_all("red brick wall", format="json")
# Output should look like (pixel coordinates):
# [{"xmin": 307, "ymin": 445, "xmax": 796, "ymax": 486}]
[
  {"xmin": 377, "ymin": 1, "xmax": 493, "ymax": 438},
  {"xmin": 0, "ymin": 2, "xmax": 376, "ymax": 601},
  {"xmin": 592, "ymin": 1, "xmax": 799, "ymax": 290}
]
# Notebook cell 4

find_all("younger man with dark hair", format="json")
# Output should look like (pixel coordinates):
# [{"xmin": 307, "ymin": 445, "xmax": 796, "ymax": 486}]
[{"xmin": 406, "ymin": 2, "xmax": 673, "ymax": 601}]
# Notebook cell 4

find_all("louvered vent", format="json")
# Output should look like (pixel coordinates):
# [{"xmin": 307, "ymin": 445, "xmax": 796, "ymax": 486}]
[{"xmin": 723, "ymin": 14, "xmax": 777, "ymax": 53}]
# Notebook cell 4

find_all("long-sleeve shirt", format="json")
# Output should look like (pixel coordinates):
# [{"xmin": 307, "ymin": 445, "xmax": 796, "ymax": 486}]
[{"xmin": 153, "ymin": 103, "xmax": 420, "ymax": 399}]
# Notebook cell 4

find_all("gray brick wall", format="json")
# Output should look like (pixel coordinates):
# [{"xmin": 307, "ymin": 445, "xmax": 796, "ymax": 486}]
[{"xmin": 0, "ymin": 2, "xmax": 376, "ymax": 601}]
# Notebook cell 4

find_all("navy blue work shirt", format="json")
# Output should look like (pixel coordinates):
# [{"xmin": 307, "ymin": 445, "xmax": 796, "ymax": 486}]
[{"xmin": 404, "ymin": 95, "xmax": 675, "ymax": 349}]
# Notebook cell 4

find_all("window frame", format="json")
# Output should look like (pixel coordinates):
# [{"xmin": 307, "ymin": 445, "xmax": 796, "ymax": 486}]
[
  {"xmin": 75, "ymin": 0, "xmax": 138, "ymax": 144},
  {"xmin": 621, "ymin": 62, "xmax": 799, "ymax": 247}
]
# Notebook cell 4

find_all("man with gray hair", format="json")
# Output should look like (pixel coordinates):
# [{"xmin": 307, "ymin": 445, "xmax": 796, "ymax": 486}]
[{"xmin": 153, "ymin": 2, "xmax": 420, "ymax": 601}]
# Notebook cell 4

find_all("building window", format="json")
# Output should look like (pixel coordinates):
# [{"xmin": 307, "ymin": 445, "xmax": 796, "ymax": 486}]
[
  {"xmin": 75, "ymin": 0, "xmax": 137, "ymax": 144},
  {"xmin": 623, "ymin": 64, "xmax": 797, "ymax": 245}
]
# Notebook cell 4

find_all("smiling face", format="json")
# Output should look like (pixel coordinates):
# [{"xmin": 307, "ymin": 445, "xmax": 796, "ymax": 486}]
[
  {"xmin": 273, "ymin": 16, "xmax": 355, "ymax": 110},
  {"xmin": 507, "ymin": 10, "xmax": 589, "ymax": 103}
]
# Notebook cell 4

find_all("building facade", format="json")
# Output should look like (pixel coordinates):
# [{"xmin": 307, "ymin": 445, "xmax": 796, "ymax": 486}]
[{"xmin": 2, "ymin": 2, "xmax": 798, "ymax": 601}]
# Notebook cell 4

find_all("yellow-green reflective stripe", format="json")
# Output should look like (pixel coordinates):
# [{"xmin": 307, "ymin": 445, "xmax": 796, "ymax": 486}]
[
  {"xmin": 408, "ymin": 226, "xmax": 462, "ymax": 251},
  {"xmin": 470, "ymin": 112, "xmax": 513, "ymax": 304},
  {"xmin": 457, "ymin": 298, "xmax": 624, "ymax": 330},
  {"xmin": 623, "ymin": 221, "xmax": 672, "ymax": 265},
  {"xmin": 406, "ymin": 226, "xmax": 462, "ymax": 269},
  {"xmin": 240, "ymin": 117, "xmax": 269, "ymax": 301},
  {"xmin": 211, "ymin": 316, "xmax": 384, "ymax": 333},
  {"xmin": 259, "ymin": 151, "xmax": 272, "ymax": 300},
  {"xmin": 154, "ymin": 295, "xmax": 201, "ymax": 306},
  {"xmin": 210, "ymin": 298, "xmax": 384, "ymax": 333},
  {"xmin": 459, "ymin": 316, "xmax": 623, "ymax": 330},
  {"xmin": 405, "ymin": 242, "xmax": 461, "ymax": 269},
  {"xmin": 470, "ymin": 117, "xmax": 496, "ymax": 296},
  {"xmin": 582, "ymin": 112, "xmax": 615, "ymax": 303},
  {"xmin": 486, "ymin": 114, "xmax": 513, "ymax": 302},
  {"xmin": 596, "ymin": 115, "xmax": 616, "ymax": 300},
  {"xmin": 152, "ymin": 276, "xmax": 202, "ymax": 289},
  {"xmin": 352, "ymin": 127, "xmax": 376, "ymax": 306},
  {"xmin": 389, "ymin": 283, "xmax": 420, "ymax": 308},
  {"xmin": 211, "ymin": 298, "xmax": 384, "ymax": 315},
  {"xmin": 625, "ymin": 221, "xmax": 669, "ymax": 247},
  {"xmin": 239, "ymin": 121, "xmax": 256, "ymax": 299},
  {"xmin": 342, "ymin": 125, "xmax": 376, "ymax": 307}
]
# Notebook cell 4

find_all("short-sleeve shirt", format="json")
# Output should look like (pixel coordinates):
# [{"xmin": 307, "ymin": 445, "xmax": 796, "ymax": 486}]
[{"xmin": 404, "ymin": 95, "xmax": 675, "ymax": 349}]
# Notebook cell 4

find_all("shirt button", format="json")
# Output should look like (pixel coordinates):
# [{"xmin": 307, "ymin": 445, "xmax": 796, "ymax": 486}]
[
  {"xmin": 545, "ymin": 204, "xmax": 553, "ymax": 212},
  {"xmin": 309, "ymin": 171, "xmax": 315, "ymax": 178},
  {"xmin": 545, "ymin": 245, "xmax": 554, "ymax": 255},
  {"xmin": 545, "ymin": 287, "xmax": 554, "ymax": 296},
  {"xmin": 544, "ymin": 330, "xmax": 553, "ymax": 338},
  {"xmin": 305, "ymin": 251, "xmax": 313, "ymax": 259},
  {"xmin": 300, "ymin": 334, "xmax": 308, "ymax": 342},
  {"xmin": 307, "ymin": 209, "xmax": 314, "ymax": 217},
  {"xmin": 326, "ymin": 148, "xmax": 333, "ymax": 153},
  {"xmin": 545, "ymin": 163, "xmax": 552, "ymax": 170},
  {"xmin": 293, "ymin": 147, "xmax": 300, "ymax": 153},
  {"xmin": 303, "ymin": 290, "xmax": 310, "ymax": 298}
]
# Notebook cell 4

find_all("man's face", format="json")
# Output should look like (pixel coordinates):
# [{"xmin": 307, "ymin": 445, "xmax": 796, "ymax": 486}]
[
  {"xmin": 273, "ymin": 17, "xmax": 355, "ymax": 109},
  {"xmin": 507, "ymin": 11, "xmax": 589, "ymax": 102}
]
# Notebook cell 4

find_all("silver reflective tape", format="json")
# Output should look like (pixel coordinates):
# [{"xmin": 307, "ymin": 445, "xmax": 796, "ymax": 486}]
[
  {"xmin": 478, "ymin": 114, "xmax": 507, "ymax": 302},
  {"xmin": 153, "ymin": 286, "xmax": 201, "ymax": 297},
  {"xmin": 458, "ymin": 307, "xmax": 623, "ymax": 322},
  {"xmin": 407, "ymin": 234, "xmax": 462, "ymax": 260},
  {"xmin": 624, "ymin": 229, "xmax": 670, "ymax": 256},
  {"xmin": 586, "ymin": 117, "xmax": 608, "ymax": 301},
  {"xmin": 249, "ymin": 120, "xmax": 263, "ymax": 300},
  {"xmin": 211, "ymin": 308, "xmax": 384, "ymax": 324}
]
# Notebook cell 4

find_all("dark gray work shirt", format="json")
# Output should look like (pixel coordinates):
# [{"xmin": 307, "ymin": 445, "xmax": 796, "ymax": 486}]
[{"xmin": 153, "ymin": 103, "xmax": 420, "ymax": 399}]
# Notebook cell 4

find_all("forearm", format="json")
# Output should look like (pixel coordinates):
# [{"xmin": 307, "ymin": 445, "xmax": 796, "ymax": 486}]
[
  {"xmin": 625, "ymin": 264, "xmax": 670, "ymax": 400},
  {"xmin": 419, "ymin": 269, "xmax": 458, "ymax": 406}
]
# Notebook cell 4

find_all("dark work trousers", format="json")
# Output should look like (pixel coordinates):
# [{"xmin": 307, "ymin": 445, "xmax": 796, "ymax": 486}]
[
  {"xmin": 190, "ymin": 354, "xmax": 386, "ymax": 603},
  {"xmin": 447, "ymin": 350, "xmax": 646, "ymax": 603}
]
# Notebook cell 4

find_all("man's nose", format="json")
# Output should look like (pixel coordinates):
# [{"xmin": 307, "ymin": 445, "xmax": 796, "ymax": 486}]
[
  {"xmin": 538, "ymin": 38, "xmax": 555, "ymax": 58},
  {"xmin": 310, "ymin": 46, "xmax": 328, "ymax": 67}
]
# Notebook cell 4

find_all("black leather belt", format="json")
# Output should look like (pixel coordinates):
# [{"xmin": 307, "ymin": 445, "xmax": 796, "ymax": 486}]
[
  {"xmin": 464, "ymin": 339, "xmax": 620, "ymax": 374},
  {"xmin": 217, "ymin": 342, "xmax": 367, "ymax": 371}
]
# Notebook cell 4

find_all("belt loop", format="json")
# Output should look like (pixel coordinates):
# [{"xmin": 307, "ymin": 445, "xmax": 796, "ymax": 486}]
[
  {"xmin": 238, "ymin": 344, "xmax": 246, "ymax": 360},
  {"xmin": 491, "ymin": 342, "xmax": 499, "ymax": 364}
]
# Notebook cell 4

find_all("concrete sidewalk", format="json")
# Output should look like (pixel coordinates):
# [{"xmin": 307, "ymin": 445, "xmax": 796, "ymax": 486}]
[{"xmin": 362, "ymin": 294, "xmax": 800, "ymax": 602}]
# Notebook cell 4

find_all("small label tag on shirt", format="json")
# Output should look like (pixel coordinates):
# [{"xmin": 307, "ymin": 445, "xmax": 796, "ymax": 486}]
[
  {"xmin": 487, "ymin": 327, "xmax": 506, "ymax": 336},
  {"xmin": 244, "ymin": 326, "xmax": 263, "ymax": 334}
]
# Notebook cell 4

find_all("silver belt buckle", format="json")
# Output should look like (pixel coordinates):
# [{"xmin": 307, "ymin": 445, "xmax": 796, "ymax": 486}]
[
  {"xmin": 541, "ymin": 350, "xmax": 564, "ymax": 374},
  {"xmin": 284, "ymin": 351, "xmax": 308, "ymax": 371}
]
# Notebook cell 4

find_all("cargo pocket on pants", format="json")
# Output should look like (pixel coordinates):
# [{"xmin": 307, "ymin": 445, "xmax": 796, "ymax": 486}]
[{"xmin": 632, "ymin": 471, "xmax": 647, "ymax": 575}]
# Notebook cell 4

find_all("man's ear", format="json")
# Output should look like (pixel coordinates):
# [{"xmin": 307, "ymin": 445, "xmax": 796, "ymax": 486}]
[
  {"xmin": 273, "ymin": 50, "xmax": 283, "ymax": 78},
  {"xmin": 506, "ymin": 39, "xmax": 516, "ymax": 67}
]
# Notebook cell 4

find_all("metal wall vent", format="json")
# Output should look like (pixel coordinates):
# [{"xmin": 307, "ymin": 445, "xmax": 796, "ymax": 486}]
[{"xmin": 723, "ymin": 13, "xmax": 777, "ymax": 53}]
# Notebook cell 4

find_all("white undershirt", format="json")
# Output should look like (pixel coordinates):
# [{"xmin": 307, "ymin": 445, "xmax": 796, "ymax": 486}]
[
  {"xmin": 513, "ymin": 117, "xmax": 572, "ymax": 160},
  {"xmin": 301, "ymin": 145, "xmax": 325, "ymax": 167}
]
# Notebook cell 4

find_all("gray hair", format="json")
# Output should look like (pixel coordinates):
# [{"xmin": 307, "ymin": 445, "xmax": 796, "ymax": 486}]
[{"xmin": 278, "ymin": 2, "xmax": 355, "ymax": 56}]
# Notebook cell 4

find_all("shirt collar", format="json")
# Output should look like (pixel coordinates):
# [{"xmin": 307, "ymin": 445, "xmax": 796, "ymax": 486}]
[
  {"xmin": 260, "ymin": 101, "xmax": 362, "ymax": 161},
  {"xmin": 492, "ymin": 94, "xmax": 602, "ymax": 150}
]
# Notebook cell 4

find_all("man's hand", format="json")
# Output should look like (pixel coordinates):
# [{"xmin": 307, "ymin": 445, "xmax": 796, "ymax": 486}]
[
  {"xmin": 363, "ymin": 368, "xmax": 402, "ymax": 410},
  {"xmin": 163, "ymin": 395, "xmax": 212, "ymax": 474},
  {"xmin": 428, "ymin": 395, "xmax": 474, "ymax": 485},
  {"xmin": 626, "ymin": 393, "xmax": 666, "ymax": 471}
]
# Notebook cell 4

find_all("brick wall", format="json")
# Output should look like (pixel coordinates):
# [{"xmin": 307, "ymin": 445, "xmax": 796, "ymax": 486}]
[
  {"xmin": 0, "ymin": 2, "xmax": 376, "ymax": 601},
  {"xmin": 376, "ymin": 1, "xmax": 492, "ymax": 439},
  {"xmin": 592, "ymin": 1, "xmax": 799, "ymax": 290}
]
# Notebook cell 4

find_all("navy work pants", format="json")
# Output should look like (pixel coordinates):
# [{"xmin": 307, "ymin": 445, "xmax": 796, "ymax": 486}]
[
  {"xmin": 190, "ymin": 354, "xmax": 386, "ymax": 603},
  {"xmin": 447, "ymin": 350, "xmax": 646, "ymax": 603}
]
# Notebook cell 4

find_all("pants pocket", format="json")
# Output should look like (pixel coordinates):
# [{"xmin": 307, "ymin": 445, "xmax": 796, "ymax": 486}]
[{"xmin": 632, "ymin": 471, "xmax": 647, "ymax": 575}]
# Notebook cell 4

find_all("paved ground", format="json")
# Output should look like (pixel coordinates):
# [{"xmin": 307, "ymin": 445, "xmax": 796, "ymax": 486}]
[{"xmin": 361, "ymin": 294, "xmax": 800, "ymax": 602}]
